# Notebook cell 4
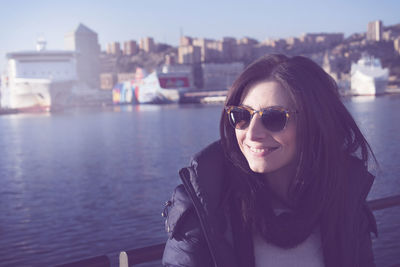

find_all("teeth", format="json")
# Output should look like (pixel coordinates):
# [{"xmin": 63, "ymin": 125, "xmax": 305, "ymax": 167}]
[
  {"xmin": 249, "ymin": 146, "xmax": 277, "ymax": 153},
  {"xmin": 250, "ymin": 147, "xmax": 266, "ymax": 153}
]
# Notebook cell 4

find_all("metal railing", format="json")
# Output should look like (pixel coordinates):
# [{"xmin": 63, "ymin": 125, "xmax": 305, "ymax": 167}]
[
  {"xmin": 56, "ymin": 194, "xmax": 400, "ymax": 267},
  {"xmin": 55, "ymin": 255, "xmax": 110, "ymax": 267}
]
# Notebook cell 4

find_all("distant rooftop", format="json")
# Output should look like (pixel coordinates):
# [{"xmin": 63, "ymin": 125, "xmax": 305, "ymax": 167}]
[
  {"xmin": 67, "ymin": 23, "xmax": 97, "ymax": 35},
  {"xmin": 71, "ymin": 23, "xmax": 97, "ymax": 36}
]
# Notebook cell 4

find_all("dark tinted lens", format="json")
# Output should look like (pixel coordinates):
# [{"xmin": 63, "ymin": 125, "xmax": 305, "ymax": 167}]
[
  {"xmin": 261, "ymin": 109, "xmax": 287, "ymax": 132},
  {"xmin": 229, "ymin": 108, "xmax": 251, "ymax": 129}
]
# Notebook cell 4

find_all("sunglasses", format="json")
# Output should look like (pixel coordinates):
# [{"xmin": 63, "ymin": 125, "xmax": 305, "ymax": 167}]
[{"xmin": 225, "ymin": 105, "xmax": 297, "ymax": 132}]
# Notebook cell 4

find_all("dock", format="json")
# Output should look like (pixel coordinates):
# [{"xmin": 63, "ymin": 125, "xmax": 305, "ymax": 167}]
[
  {"xmin": 385, "ymin": 87, "xmax": 400, "ymax": 94},
  {"xmin": 180, "ymin": 90, "xmax": 227, "ymax": 103}
]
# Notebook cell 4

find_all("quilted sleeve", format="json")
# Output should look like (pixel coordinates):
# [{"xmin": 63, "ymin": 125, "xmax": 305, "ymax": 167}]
[{"xmin": 162, "ymin": 184, "xmax": 214, "ymax": 267}]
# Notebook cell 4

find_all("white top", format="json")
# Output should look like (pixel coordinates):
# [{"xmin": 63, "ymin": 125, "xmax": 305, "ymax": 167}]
[{"xmin": 253, "ymin": 210, "xmax": 325, "ymax": 267}]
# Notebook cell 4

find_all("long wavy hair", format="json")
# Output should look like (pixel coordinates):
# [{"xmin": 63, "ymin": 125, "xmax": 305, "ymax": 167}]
[{"xmin": 219, "ymin": 54, "xmax": 376, "ymax": 266}]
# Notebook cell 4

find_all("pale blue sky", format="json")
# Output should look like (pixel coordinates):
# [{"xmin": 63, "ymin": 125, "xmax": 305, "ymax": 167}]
[{"xmin": 0, "ymin": 0, "xmax": 399, "ymax": 69}]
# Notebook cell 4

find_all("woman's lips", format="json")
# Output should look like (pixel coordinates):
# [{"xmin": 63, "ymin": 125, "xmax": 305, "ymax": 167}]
[{"xmin": 247, "ymin": 144, "xmax": 279, "ymax": 156}]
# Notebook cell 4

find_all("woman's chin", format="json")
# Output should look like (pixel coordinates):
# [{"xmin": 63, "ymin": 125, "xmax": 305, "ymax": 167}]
[{"xmin": 249, "ymin": 164, "xmax": 270, "ymax": 174}]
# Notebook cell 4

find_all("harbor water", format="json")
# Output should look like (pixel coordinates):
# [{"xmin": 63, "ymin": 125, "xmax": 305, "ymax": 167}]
[{"xmin": 0, "ymin": 95, "xmax": 399, "ymax": 267}]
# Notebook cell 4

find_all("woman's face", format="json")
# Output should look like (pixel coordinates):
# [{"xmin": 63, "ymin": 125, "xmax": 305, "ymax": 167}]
[{"xmin": 235, "ymin": 80, "xmax": 297, "ymax": 174}]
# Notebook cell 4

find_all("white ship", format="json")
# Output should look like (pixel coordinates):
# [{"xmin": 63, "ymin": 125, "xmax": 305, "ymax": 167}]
[
  {"xmin": 0, "ymin": 39, "xmax": 76, "ymax": 112},
  {"xmin": 134, "ymin": 65, "xmax": 193, "ymax": 104},
  {"xmin": 350, "ymin": 55, "xmax": 389, "ymax": 96}
]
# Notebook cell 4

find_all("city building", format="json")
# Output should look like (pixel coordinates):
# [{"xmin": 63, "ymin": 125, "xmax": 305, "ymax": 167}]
[
  {"xmin": 178, "ymin": 45, "xmax": 201, "ymax": 64},
  {"xmin": 164, "ymin": 54, "xmax": 176, "ymax": 65},
  {"xmin": 286, "ymin": 37, "xmax": 301, "ymax": 46},
  {"xmin": 140, "ymin": 37, "xmax": 155, "ymax": 53},
  {"xmin": 123, "ymin": 40, "xmax": 138, "ymax": 55},
  {"xmin": 263, "ymin": 38, "xmax": 287, "ymax": 49},
  {"xmin": 100, "ymin": 73, "xmax": 117, "ymax": 90},
  {"xmin": 106, "ymin": 42, "xmax": 121, "ymax": 55},
  {"xmin": 240, "ymin": 37, "xmax": 258, "ymax": 45},
  {"xmin": 253, "ymin": 43, "xmax": 274, "ymax": 59},
  {"xmin": 234, "ymin": 38, "xmax": 254, "ymax": 61},
  {"xmin": 394, "ymin": 37, "xmax": 400, "ymax": 55},
  {"xmin": 221, "ymin": 37, "xmax": 236, "ymax": 61},
  {"xmin": 202, "ymin": 62, "xmax": 244, "ymax": 90},
  {"xmin": 192, "ymin": 38, "xmax": 213, "ymax": 62},
  {"xmin": 180, "ymin": 36, "xmax": 193, "ymax": 46},
  {"xmin": 64, "ymin": 23, "xmax": 100, "ymax": 89},
  {"xmin": 367, "ymin": 20, "xmax": 383, "ymax": 42},
  {"xmin": 299, "ymin": 33, "xmax": 343, "ymax": 47},
  {"xmin": 204, "ymin": 40, "xmax": 224, "ymax": 62},
  {"xmin": 178, "ymin": 36, "xmax": 259, "ymax": 63}
]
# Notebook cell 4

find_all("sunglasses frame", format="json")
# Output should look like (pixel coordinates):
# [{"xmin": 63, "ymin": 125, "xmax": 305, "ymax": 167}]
[{"xmin": 225, "ymin": 105, "xmax": 298, "ymax": 132}]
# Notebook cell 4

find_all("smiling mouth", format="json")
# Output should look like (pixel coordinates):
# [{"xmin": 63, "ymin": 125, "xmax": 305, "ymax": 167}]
[{"xmin": 248, "ymin": 146, "xmax": 279, "ymax": 154}]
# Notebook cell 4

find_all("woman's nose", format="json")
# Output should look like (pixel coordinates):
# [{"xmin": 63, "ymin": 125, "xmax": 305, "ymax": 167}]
[{"xmin": 246, "ymin": 114, "xmax": 268, "ymax": 140}]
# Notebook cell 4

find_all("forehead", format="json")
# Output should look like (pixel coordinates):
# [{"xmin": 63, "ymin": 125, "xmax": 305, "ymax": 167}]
[{"xmin": 241, "ymin": 80, "xmax": 292, "ymax": 108}]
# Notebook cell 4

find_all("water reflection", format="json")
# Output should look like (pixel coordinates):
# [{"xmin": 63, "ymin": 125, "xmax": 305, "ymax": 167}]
[
  {"xmin": 350, "ymin": 95, "xmax": 376, "ymax": 103},
  {"xmin": 134, "ymin": 104, "xmax": 165, "ymax": 112},
  {"xmin": 112, "ymin": 105, "xmax": 134, "ymax": 113}
]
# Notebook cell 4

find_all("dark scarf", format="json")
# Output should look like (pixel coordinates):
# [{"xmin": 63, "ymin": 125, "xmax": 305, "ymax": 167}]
[
  {"xmin": 253, "ymin": 184, "xmax": 320, "ymax": 248},
  {"xmin": 228, "ymin": 182, "xmax": 321, "ymax": 267},
  {"xmin": 229, "ymin": 165, "xmax": 321, "ymax": 246}
]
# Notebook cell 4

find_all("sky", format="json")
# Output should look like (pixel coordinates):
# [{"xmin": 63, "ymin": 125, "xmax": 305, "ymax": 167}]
[{"xmin": 0, "ymin": 0, "xmax": 399, "ymax": 70}]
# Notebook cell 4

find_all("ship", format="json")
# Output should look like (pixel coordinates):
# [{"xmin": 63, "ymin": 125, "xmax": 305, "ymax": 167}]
[
  {"xmin": 0, "ymin": 39, "xmax": 76, "ymax": 112},
  {"xmin": 350, "ymin": 55, "xmax": 389, "ymax": 96},
  {"xmin": 112, "ymin": 65, "xmax": 193, "ymax": 104}
]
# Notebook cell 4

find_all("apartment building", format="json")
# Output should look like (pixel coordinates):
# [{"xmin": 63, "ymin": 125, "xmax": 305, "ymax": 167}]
[
  {"xmin": 123, "ymin": 40, "xmax": 138, "ymax": 55},
  {"xmin": 140, "ymin": 37, "xmax": 155, "ymax": 53},
  {"xmin": 179, "ymin": 36, "xmax": 255, "ymax": 63},
  {"xmin": 367, "ymin": 20, "xmax": 383, "ymax": 42},
  {"xmin": 178, "ymin": 45, "xmax": 201, "ymax": 64},
  {"xmin": 300, "ymin": 33, "xmax": 344, "ymax": 47},
  {"xmin": 100, "ymin": 73, "xmax": 117, "ymax": 90},
  {"xmin": 221, "ymin": 37, "xmax": 236, "ymax": 61},
  {"xmin": 395, "ymin": 37, "xmax": 400, "ymax": 55},
  {"xmin": 202, "ymin": 62, "xmax": 244, "ymax": 90},
  {"xmin": 106, "ymin": 42, "xmax": 121, "ymax": 55},
  {"xmin": 180, "ymin": 36, "xmax": 193, "ymax": 46}
]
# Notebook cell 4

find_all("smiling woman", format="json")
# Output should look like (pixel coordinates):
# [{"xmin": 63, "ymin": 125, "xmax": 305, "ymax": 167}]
[{"xmin": 162, "ymin": 54, "xmax": 378, "ymax": 267}]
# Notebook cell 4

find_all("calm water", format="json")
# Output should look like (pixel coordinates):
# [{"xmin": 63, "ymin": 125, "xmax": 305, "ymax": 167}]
[{"xmin": 0, "ymin": 95, "xmax": 399, "ymax": 267}]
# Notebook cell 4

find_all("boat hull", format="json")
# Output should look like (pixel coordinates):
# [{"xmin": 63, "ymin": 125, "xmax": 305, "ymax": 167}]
[
  {"xmin": 351, "ymin": 71, "xmax": 388, "ymax": 95},
  {"xmin": 1, "ymin": 79, "xmax": 74, "ymax": 111},
  {"xmin": 136, "ymin": 88, "xmax": 180, "ymax": 104}
]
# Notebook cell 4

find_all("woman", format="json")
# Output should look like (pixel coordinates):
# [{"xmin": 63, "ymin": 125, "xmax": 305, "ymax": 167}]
[{"xmin": 162, "ymin": 54, "xmax": 377, "ymax": 267}]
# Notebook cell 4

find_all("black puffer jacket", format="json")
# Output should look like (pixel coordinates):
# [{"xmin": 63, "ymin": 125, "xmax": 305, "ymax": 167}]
[{"xmin": 162, "ymin": 140, "xmax": 377, "ymax": 267}]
